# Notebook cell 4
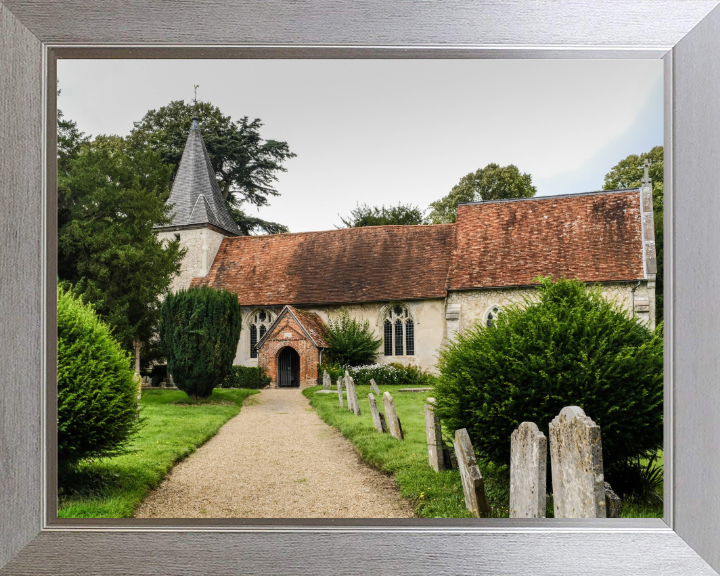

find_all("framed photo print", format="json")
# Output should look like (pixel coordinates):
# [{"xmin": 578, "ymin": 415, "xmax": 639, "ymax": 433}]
[{"xmin": 1, "ymin": 1, "xmax": 720, "ymax": 574}]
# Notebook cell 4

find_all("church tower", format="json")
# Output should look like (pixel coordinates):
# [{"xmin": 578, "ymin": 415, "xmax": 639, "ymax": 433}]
[{"xmin": 156, "ymin": 116, "xmax": 242, "ymax": 292}]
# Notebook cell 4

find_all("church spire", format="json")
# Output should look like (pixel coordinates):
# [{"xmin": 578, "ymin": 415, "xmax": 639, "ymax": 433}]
[{"xmin": 160, "ymin": 116, "xmax": 242, "ymax": 236}]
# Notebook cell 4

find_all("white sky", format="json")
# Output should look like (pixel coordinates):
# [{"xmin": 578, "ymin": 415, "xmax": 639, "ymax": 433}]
[{"xmin": 58, "ymin": 59, "xmax": 663, "ymax": 233}]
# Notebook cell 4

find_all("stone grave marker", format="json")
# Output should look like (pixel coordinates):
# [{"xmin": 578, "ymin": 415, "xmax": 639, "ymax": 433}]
[
  {"xmin": 370, "ymin": 379, "xmax": 381, "ymax": 396},
  {"xmin": 346, "ymin": 374, "xmax": 361, "ymax": 416},
  {"xmin": 323, "ymin": 370, "xmax": 332, "ymax": 389},
  {"xmin": 604, "ymin": 482, "xmax": 622, "ymax": 518},
  {"xmin": 368, "ymin": 393, "xmax": 386, "ymax": 433},
  {"xmin": 510, "ymin": 422, "xmax": 547, "ymax": 518},
  {"xmin": 424, "ymin": 398, "xmax": 444, "ymax": 472},
  {"xmin": 549, "ymin": 406, "xmax": 607, "ymax": 518},
  {"xmin": 336, "ymin": 376, "xmax": 344, "ymax": 408},
  {"xmin": 454, "ymin": 428, "xmax": 492, "ymax": 518},
  {"xmin": 382, "ymin": 392, "xmax": 403, "ymax": 440}
]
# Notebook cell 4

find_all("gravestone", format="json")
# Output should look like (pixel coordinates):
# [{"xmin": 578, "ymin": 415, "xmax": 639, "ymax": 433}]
[
  {"xmin": 454, "ymin": 428, "xmax": 492, "ymax": 518},
  {"xmin": 323, "ymin": 370, "xmax": 332, "ymax": 389},
  {"xmin": 510, "ymin": 422, "xmax": 547, "ymax": 518},
  {"xmin": 336, "ymin": 376, "xmax": 344, "ymax": 408},
  {"xmin": 604, "ymin": 482, "xmax": 622, "ymax": 518},
  {"xmin": 549, "ymin": 406, "xmax": 607, "ymax": 518},
  {"xmin": 344, "ymin": 371, "xmax": 353, "ymax": 411},
  {"xmin": 346, "ymin": 374, "xmax": 360, "ymax": 416},
  {"xmin": 370, "ymin": 379, "xmax": 381, "ymax": 396},
  {"xmin": 382, "ymin": 392, "xmax": 403, "ymax": 440},
  {"xmin": 424, "ymin": 398, "xmax": 445, "ymax": 472},
  {"xmin": 368, "ymin": 393, "xmax": 386, "ymax": 433}
]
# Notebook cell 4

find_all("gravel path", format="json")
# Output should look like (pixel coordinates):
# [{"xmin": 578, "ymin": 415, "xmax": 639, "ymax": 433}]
[{"xmin": 135, "ymin": 389, "xmax": 414, "ymax": 518}]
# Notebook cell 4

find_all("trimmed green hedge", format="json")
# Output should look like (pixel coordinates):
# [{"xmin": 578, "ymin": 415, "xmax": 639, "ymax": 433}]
[
  {"xmin": 433, "ymin": 277, "xmax": 663, "ymax": 476},
  {"xmin": 58, "ymin": 287, "xmax": 142, "ymax": 468},
  {"xmin": 221, "ymin": 366, "xmax": 272, "ymax": 389}
]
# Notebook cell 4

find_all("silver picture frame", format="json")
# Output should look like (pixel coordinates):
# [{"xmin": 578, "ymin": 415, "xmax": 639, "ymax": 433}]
[{"xmin": 2, "ymin": 1, "xmax": 720, "ymax": 573}]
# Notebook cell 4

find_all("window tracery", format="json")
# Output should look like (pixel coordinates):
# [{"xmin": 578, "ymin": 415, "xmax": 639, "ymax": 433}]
[
  {"xmin": 249, "ymin": 309, "xmax": 274, "ymax": 358},
  {"xmin": 383, "ymin": 304, "xmax": 415, "ymax": 356},
  {"xmin": 486, "ymin": 305, "xmax": 501, "ymax": 328}
]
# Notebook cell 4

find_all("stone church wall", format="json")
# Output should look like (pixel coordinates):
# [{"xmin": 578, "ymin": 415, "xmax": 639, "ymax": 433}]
[
  {"xmin": 158, "ymin": 226, "xmax": 227, "ymax": 293},
  {"xmin": 447, "ymin": 280, "xmax": 655, "ymax": 337},
  {"xmin": 234, "ymin": 299, "xmax": 446, "ymax": 374}
]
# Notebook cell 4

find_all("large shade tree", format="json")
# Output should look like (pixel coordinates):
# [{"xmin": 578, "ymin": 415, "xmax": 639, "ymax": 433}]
[
  {"xmin": 426, "ymin": 163, "xmax": 536, "ymax": 224},
  {"xmin": 129, "ymin": 100, "xmax": 296, "ymax": 235},
  {"xmin": 603, "ymin": 146, "xmax": 663, "ymax": 325},
  {"xmin": 58, "ymin": 133, "xmax": 185, "ymax": 368}
]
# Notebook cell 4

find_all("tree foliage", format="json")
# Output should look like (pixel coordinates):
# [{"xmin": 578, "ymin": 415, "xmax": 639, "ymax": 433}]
[
  {"xmin": 338, "ymin": 202, "xmax": 425, "ymax": 228},
  {"xmin": 129, "ymin": 100, "xmax": 295, "ymax": 234},
  {"xmin": 325, "ymin": 308, "xmax": 382, "ymax": 366},
  {"xmin": 160, "ymin": 287, "xmax": 243, "ymax": 400},
  {"xmin": 57, "ymin": 286, "xmax": 142, "ymax": 467},
  {"xmin": 603, "ymin": 146, "xmax": 663, "ymax": 325},
  {"xmin": 433, "ymin": 277, "xmax": 663, "ymax": 476},
  {"xmin": 58, "ymin": 134, "xmax": 185, "ymax": 359},
  {"xmin": 426, "ymin": 163, "xmax": 536, "ymax": 224}
]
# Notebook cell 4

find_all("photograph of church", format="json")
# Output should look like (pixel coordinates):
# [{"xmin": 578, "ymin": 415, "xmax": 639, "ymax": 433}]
[{"xmin": 157, "ymin": 117, "xmax": 657, "ymax": 387}]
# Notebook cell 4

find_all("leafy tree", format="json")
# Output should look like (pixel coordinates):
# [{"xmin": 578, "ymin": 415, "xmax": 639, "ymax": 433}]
[
  {"xmin": 160, "ymin": 287, "xmax": 242, "ymax": 400},
  {"xmin": 426, "ymin": 163, "xmax": 536, "ymax": 224},
  {"xmin": 325, "ymin": 308, "xmax": 382, "ymax": 366},
  {"xmin": 433, "ymin": 277, "xmax": 663, "ymax": 478},
  {"xmin": 338, "ymin": 202, "xmax": 425, "ymax": 228},
  {"xmin": 57, "ymin": 286, "xmax": 142, "ymax": 469},
  {"xmin": 603, "ymin": 146, "xmax": 664, "ymax": 325},
  {"xmin": 58, "ymin": 134, "xmax": 185, "ymax": 365},
  {"xmin": 129, "ymin": 100, "xmax": 295, "ymax": 234},
  {"xmin": 57, "ymin": 84, "xmax": 89, "ymax": 174}
]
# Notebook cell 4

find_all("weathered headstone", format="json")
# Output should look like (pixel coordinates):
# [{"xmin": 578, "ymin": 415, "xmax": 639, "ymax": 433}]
[
  {"xmin": 454, "ymin": 428, "xmax": 492, "ymax": 518},
  {"xmin": 370, "ymin": 378, "xmax": 381, "ymax": 396},
  {"xmin": 424, "ymin": 398, "xmax": 445, "ymax": 472},
  {"xmin": 382, "ymin": 392, "xmax": 403, "ymax": 440},
  {"xmin": 368, "ymin": 393, "xmax": 385, "ymax": 433},
  {"xmin": 549, "ymin": 406, "xmax": 607, "ymax": 518},
  {"xmin": 323, "ymin": 370, "xmax": 332, "ymax": 389},
  {"xmin": 346, "ymin": 374, "xmax": 360, "ymax": 416},
  {"xmin": 510, "ymin": 422, "xmax": 547, "ymax": 518},
  {"xmin": 604, "ymin": 482, "xmax": 622, "ymax": 519},
  {"xmin": 344, "ymin": 371, "xmax": 353, "ymax": 411},
  {"xmin": 336, "ymin": 376, "xmax": 344, "ymax": 408}
]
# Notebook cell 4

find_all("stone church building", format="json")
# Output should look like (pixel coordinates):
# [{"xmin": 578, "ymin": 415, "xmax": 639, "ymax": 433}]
[{"xmin": 157, "ymin": 118, "xmax": 657, "ymax": 388}]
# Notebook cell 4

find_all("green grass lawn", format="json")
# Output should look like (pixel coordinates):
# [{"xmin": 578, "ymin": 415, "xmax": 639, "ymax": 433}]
[
  {"xmin": 305, "ymin": 385, "xmax": 663, "ymax": 519},
  {"xmin": 58, "ymin": 388, "xmax": 259, "ymax": 518}
]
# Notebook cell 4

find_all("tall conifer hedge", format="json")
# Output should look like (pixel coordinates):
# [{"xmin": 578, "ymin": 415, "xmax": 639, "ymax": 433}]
[
  {"xmin": 160, "ymin": 287, "xmax": 242, "ymax": 399},
  {"xmin": 433, "ymin": 277, "xmax": 663, "ymax": 476}
]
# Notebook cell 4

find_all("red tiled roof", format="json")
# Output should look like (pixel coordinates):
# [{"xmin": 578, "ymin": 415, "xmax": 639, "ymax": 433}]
[
  {"xmin": 193, "ymin": 225, "xmax": 456, "ymax": 305},
  {"xmin": 447, "ymin": 190, "xmax": 645, "ymax": 290},
  {"xmin": 193, "ymin": 190, "xmax": 646, "ymax": 304},
  {"xmin": 287, "ymin": 306, "xmax": 329, "ymax": 348}
]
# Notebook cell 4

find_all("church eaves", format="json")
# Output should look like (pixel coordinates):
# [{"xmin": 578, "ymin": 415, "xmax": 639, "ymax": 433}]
[{"xmin": 158, "ymin": 117, "xmax": 242, "ymax": 236}]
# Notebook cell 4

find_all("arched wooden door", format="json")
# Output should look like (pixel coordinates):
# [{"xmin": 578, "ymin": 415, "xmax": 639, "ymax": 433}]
[{"xmin": 277, "ymin": 347, "xmax": 300, "ymax": 387}]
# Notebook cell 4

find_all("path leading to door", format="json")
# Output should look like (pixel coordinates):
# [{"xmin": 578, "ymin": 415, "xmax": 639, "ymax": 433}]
[{"xmin": 135, "ymin": 388, "xmax": 414, "ymax": 518}]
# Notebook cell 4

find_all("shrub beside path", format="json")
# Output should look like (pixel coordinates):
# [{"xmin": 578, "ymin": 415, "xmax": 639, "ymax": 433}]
[{"xmin": 135, "ymin": 388, "xmax": 414, "ymax": 518}]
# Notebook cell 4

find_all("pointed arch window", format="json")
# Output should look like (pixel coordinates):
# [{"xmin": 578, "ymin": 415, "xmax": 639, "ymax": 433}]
[
  {"xmin": 249, "ymin": 309, "xmax": 274, "ymax": 358},
  {"xmin": 486, "ymin": 305, "xmax": 501, "ymax": 328},
  {"xmin": 383, "ymin": 304, "xmax": 415, "ymax": 356}
]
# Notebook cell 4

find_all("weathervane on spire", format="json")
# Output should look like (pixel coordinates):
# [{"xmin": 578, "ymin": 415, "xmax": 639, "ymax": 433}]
[
  {"xmin": 192, "ymin": 85, "xmax": 200, "ymax": 127},
  {"xmin": 641, "ymin": 158, "xmax": 651, "ymax": 185}
]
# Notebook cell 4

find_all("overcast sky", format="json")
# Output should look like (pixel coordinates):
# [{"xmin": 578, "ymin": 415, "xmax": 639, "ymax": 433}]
[{"xmin": 58, "ymin": 59, "xmax": 663, "ymax": 233}]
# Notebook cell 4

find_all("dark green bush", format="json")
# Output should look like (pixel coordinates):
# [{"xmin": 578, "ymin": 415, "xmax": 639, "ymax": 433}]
[
  {"xmin": 57, "ymin": 287, "xmax": 142, "ymax": 467},
  {"xmin": 433, "ymin": 277, "xmax": 663, "ymax": 476},
  {"xmin": 160, "ymin": 286, "xmax": 242, "ymax": 400},
  {"xmin": 324, "ymin": 308, "xmax": 382, "ymax": 366},
  {"xmin": 221, "ymin": 365, "xmax": 272, "ymax": 389},
  {"xmin": 149, "ymin": 363, "xmax": 167, "ymax": 387}
]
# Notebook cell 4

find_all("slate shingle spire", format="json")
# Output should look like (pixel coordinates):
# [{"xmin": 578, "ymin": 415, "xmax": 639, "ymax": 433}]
[{"xmin": 161, "ymin": 116, "xmax": 242, "ymax": 236}]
